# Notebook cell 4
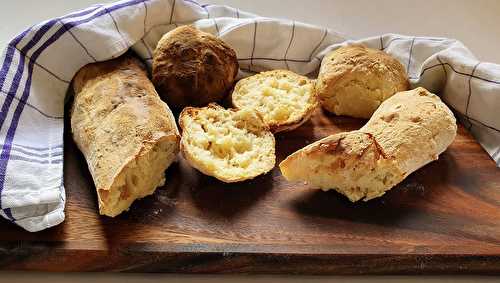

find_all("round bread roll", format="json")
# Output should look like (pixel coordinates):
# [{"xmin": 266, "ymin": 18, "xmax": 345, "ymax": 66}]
[
  {"xmin": 231, "ymin": 70, "xmax": 317, "ymax": 133},
  {"xmin": 316, "ymin": 45, "xmax": 409, "ymax": 118},
  {"xmin": 152, "ymin": 25, "xmax": 239, "ymax": 109}
]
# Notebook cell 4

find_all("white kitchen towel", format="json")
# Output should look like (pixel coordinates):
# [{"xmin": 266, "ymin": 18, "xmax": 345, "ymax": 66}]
[{"xmin": 0, "ymin": 0, "xmax": 499, "ymax": 232}]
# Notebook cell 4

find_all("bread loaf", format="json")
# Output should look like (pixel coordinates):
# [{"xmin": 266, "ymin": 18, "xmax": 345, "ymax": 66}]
[
  {"xmin": 71, "ymin": 55, "xmax": 180, "ymax": 217},
  {"xmin": 231, "ymin": 70, "xmax": 317, "ymax": 133},
  {"xmin": 317, "ymin": 45, "xmax": 409, "ymax": 118},
  {"xmin": 179, "ymin": 104, "xmax": 275, "ymax": 183},
  {"xmin": 152, "ymin": 25, "xmax": 239, "ymax": 109},
  {"xmin": 279, "ymin": 87, "xmax": 457, "ymax": 201}
]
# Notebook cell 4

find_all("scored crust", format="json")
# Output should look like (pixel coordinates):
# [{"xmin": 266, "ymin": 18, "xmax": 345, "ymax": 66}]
[
  {"xmin": 179, "ymin": 103, "xmax": 276, "ymax": 183},
  {"xmin": 231, "ymin": 70, "xmax": 318, "ymax": 133},
  {"xmin": 316, "ymin": 45, "xmax": 409, "ymax": 119},
  {"xmin": 279, "ymin": 87, "xmax": 457, "ymax": 202},
  {"xmin": 280, "ymin": 131, "xmax": 403, "ymax": 201},
  {"xmin": 71, "ymin": 55, "xmax": 180, "ymax": 217}
]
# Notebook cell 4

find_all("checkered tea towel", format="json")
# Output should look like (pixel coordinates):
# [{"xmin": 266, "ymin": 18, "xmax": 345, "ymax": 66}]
[{"xmin": 1, "ymin": 0, "xmax": 499, "ymax": 232}]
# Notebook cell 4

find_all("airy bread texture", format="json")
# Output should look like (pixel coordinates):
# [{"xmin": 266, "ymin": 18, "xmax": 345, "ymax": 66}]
[
  {"xmin": 317, "ymin": 45, "xmax": 409, "ymax": 118},
  {"xmin": 71, "ymin": 56, "xmax": 180, "ymax": 217},
  {"xmin": 232, "ymin": 70, "xmax": 318, "ymax": 133},
  {"xmin": 152, "ymin": 25, "xmax": 239, "ymax": 109},
  {"xmin": 280, "ymin": 87, "xmax": 457, "ymax": 202},
  {"xmin": 179, "ymin": 104, "xmax": 275, "ymax": 183}
]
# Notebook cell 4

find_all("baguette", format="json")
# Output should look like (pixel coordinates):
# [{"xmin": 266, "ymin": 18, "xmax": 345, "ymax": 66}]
[
  {"xmin": 279, "ymin": 87, "xmax": 457, "ymax": 201},
  {"xmin": 71, "ymin": 55, "xmax": 180, "ymax": 216}
]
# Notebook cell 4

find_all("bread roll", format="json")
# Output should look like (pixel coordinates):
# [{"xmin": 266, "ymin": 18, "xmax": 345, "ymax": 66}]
[
  {"xmin": 231, "ymin": 70, "xmax": 318, "ymax": 133},
  {"xmin": 152, "ymin": 25, "xmax": 239, "ymax": 109},
  {"xmin": 279, "ymin": 87, "xmax": 457, "ymax": 201},
  {"xmin": 71, "ymin": 56, "xmax": 180, "ymax": 217},
  {"xmin": 179, "ymin": 104, "xmax": 275, "ymax": 183},
  {"xmin": 317, "ymin": 45, "xmax": 409, "ymax": 118}
]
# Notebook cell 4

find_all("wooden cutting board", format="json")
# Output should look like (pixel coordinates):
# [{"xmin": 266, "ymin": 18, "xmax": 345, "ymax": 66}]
[{"xmin": 0, "ymin": 108, "xmax": 499, "ymax": 275}]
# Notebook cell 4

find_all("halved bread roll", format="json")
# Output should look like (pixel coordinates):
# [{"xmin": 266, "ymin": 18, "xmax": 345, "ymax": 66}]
[
  {"xmin": 231, "ymin": 70, "xmax": 317, "ymax": 133},
  {"xmin": 279, "ymin": 87, "xmax": 457, "ymax": 201},
  {"xmin": 179, "ymin": 104, "xmax": 275, "ymax": 182},
  {"xmin": 71, "ymin": 55, "xmax": 180, "ymax": 217}
]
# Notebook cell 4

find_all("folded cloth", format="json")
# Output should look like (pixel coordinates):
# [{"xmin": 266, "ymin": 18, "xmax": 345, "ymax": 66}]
[{"xmin": 0, "ymin": 0, "xmax": 498, "ymax": 232}]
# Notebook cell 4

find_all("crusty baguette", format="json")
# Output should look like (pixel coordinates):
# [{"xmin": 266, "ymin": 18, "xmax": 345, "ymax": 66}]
[
  {"xmin": 279, "ymin": 87, "xmax": 457, "ymax": 201},
  {"xmin": 71, "ymin": 55, "xmax": 180, "ymax": 217},
  {"xmin": 179, "ymin": 103, "xmax": 275, "ymax": 183},
  {"xmin": 231, "ymin": 70, "xmax": 318, "ymax": 133},
  {"xmin": 317, "ymin": 45, "xmax": 409, "ymax": 118}
]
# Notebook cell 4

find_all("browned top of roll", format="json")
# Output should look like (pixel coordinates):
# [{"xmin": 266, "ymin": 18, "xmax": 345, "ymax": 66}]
[{"xmin": 152, "ymin": 25, "xmax": 239, "ymax": 109}]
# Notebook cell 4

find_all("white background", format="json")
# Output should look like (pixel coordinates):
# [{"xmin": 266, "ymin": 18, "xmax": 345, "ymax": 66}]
[{"xmin": 1, "ymin": 0, "xmax": 499, "ymax": 282}]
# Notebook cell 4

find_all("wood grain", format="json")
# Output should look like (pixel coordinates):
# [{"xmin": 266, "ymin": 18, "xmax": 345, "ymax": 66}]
[{"xmin": 0, "ymin": 107, "xmax": 499, "ymax": 274}]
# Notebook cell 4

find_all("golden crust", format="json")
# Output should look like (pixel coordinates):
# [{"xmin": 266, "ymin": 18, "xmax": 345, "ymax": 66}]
[
  {"xmin": 71, "ymin": 55, "xmax": 180, "ymax": 216},
  {"xmin": 279, "ymin": 87, "xmax": 457, "ymax": 202},
  {"xmin": 360, "ymin": 87, "xmax": 457, "ymax": 174},
  {"xmin": 152, "ymin": 25, "xmax": 239, "ymax": 109},
  {"xmin": 317, "ymin": 45, "xmax": 409, "ymax": 118},
  {"xmin": 179, "ymin": 103, "xmax": 275, "ymax": 183},
  {"xmin": 231, "ymin": 70, "xmax": 318, "ymax": 133}
]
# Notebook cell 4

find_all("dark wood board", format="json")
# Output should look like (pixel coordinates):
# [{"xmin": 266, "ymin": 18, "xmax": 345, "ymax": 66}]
[{"xmin": 0, "ymin": 108, "xmax": 499, "ymax": 275}]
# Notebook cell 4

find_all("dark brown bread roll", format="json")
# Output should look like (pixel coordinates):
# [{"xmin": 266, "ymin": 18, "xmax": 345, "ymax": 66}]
[{"xmin": 152, "ymin": 25, "xmax": 239, "ymax": 109}]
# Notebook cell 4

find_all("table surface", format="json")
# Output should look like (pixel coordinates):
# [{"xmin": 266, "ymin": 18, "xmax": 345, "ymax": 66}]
[{"xmin": 1, "ymin": 0, "xmax": 499, "ymax": 282}]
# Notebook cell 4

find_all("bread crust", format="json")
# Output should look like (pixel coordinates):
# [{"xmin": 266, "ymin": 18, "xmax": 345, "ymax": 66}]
[
  {"xmin": 179, "ymin": 103, "xmax": 275, "ymax": 183},
  {"xmin": 317, "ymin": 45, "xmax": 409, "ymax": 118},
  {"xmin": 152, "ymin": 25, "xmax": 239, "ymax": 109},
  {"xmin": 232, "ymin": 70, "xmax": 318, "ymax": 133},
  {"xmin": 71, "ymin": 55, "xmax": 180, "ymax": 216},
  {"xmin": 360, "ymin": 87, "xmax": 457, "ymax": 174},
  {"xmin": 279, "ymin": 87, "xmax": 457, "ymax": 201}
]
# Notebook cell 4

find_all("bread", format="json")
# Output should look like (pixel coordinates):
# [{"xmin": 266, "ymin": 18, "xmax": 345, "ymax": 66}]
[
  {"xmin": 71, "ymin": 55, "xmax": 180, "ymax": 217},
  {"xmin": 152, "ymin": 25, "xmax": 239, "ymax": 109},
  {"xmin": 231, "ymin": 70, "xmax": 318, "ymax": 133},
  {"xmin": 316, "ymin": 45, "xmax": 409, "ymax": 118},
  {"xmin": 279, "ymin": 87, "xmax": 457, "ymax": 201},
  {"xmin": 179, "ymin": 104, "xmax": 275, "ymax": 183}
]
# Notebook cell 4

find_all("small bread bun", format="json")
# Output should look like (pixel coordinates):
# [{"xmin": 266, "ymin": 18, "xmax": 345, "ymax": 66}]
[
  {"xmin": 317, "ymin": 45, "xmax": 409, "ymax": 118},
  {"xmin": 152, "ymin": 25, "xmax": 239, "ymax": 109},
  {"xmin": 280, "ymin": 87, "xmax": 457, "ymax": 202},
  {"xmin": 231, "ymin": 70, "xmax": 318, "ymax": 133},
  {"xmin": 179, "ymin": 104, "xmax": 275, "ymax": 183}
]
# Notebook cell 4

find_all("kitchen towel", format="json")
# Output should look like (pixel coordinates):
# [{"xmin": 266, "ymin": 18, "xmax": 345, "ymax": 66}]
[{"xmin": 1, "ymin": 0, "xmax": 499, "ymax": 232}]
